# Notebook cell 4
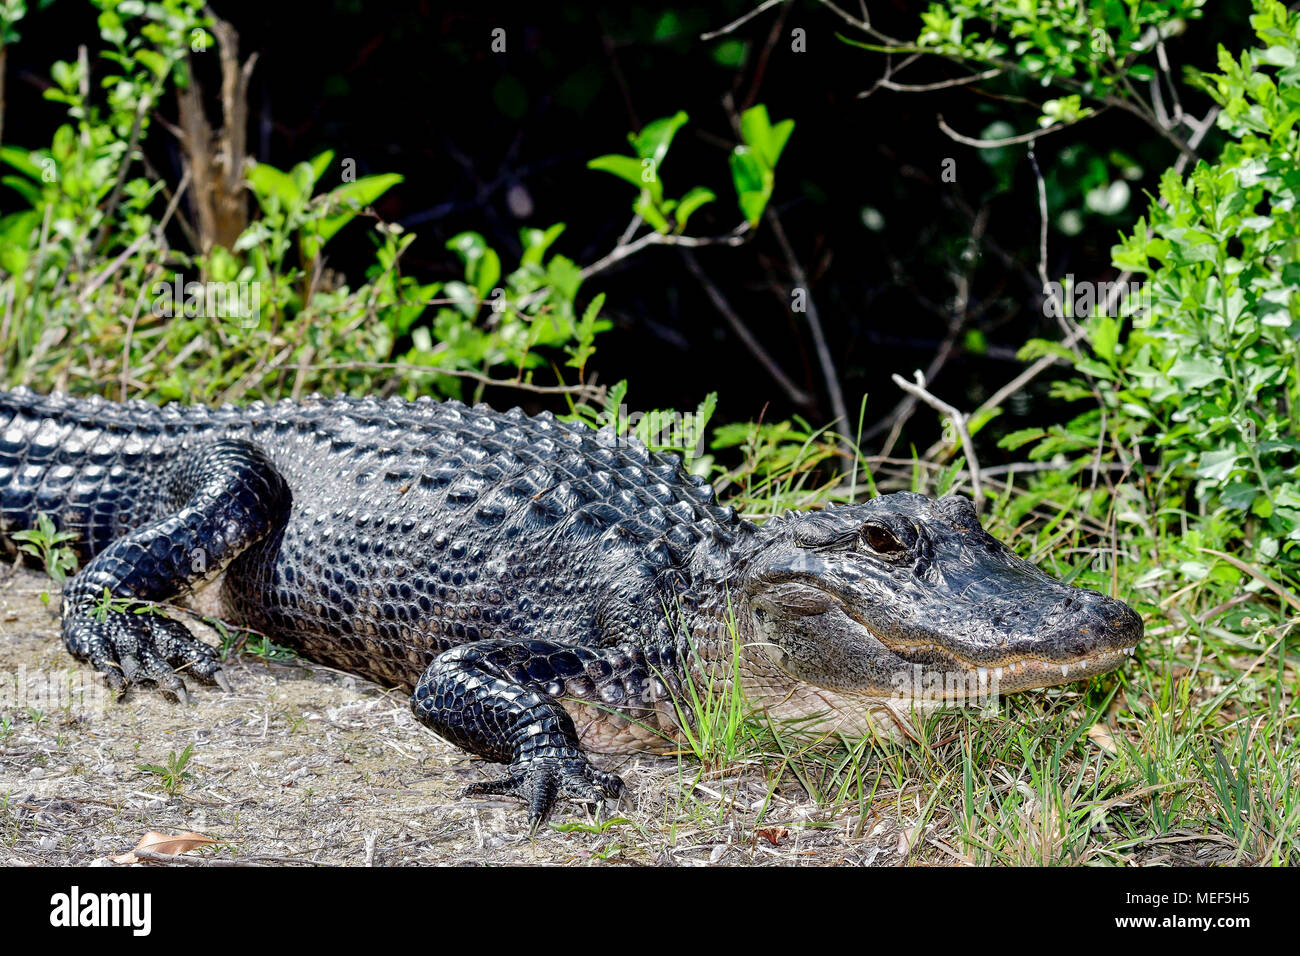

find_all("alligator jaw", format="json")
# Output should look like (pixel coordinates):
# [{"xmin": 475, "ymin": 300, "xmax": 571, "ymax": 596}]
[
  {"xmin": 881, "ymin": 639, "xmax": 1139, "ymax": 697},
  {"xmin": 843, "ymin": 603, "xmax": 1142, "ymax": 697}
]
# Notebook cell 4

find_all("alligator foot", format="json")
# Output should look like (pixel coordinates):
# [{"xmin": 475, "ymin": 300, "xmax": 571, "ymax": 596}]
[
  {"xmin": 63, "ymin": 603, "xmax": 228, "ymax": 702},
  {"xmin": 463, "ymin": 756, "xmax": 625, "ymax": 832},
  {"xmin": 53, "ymin": 438, "xmax": 286, "ymax": 702},
  {"xmin": 412, "ymin": 638, "xmax": 642, "ymax": 831}
]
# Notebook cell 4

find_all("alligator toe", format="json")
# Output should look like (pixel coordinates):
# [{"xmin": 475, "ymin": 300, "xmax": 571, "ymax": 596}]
[
  {"xmin": 463, "ymin": 755, "xmax": 626, "ymax": 832},
  {"xmin": 63, "ymin": 604, "xmax": 225, "ymax": 702}
]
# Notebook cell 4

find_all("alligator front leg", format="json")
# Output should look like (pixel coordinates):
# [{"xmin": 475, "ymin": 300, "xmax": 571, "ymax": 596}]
[
  {"xmin": 411, "ymin": 638, "xmax": 649, "ymax": 830},
  {"xmin": 61, "ymin": 439, "xmax": 289, "ymax": 700}
]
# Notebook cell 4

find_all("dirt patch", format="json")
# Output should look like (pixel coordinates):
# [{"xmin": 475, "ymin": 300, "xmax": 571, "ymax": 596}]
[{"xmin": 0, "ymin": 566, "xmax": 912, "ymax": 866}]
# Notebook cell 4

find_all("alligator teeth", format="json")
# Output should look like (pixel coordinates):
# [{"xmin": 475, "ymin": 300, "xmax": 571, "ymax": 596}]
[
  {"xmin": 1122, "ymin": 646, "xmax": 1135, "ymax": 656},
  {"xmin": 994, "ymin": 667, "xmax": 1004, "ymax": 680},
  {"xmin": 1061, "ymin": 663, "xmax": 1070, "ymax": 676},
  {"xmin": 977, "ymin": 667, "xmax": 989, "ymax": 681}
]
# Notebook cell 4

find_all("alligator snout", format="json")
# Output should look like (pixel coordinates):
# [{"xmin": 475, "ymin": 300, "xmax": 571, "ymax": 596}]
[{"xmin": 1038, "ymin": 586, "xmax": 1144, "ymax": 661}]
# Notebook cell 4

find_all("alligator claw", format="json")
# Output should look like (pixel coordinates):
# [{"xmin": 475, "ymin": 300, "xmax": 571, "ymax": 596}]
[
  {"xmin": 462, "ymin": 756, "xmax": 626, "ymax": 832},
  {"xmin": 64, "ymin": 605, "xmax": 225, "ymax": 702}
]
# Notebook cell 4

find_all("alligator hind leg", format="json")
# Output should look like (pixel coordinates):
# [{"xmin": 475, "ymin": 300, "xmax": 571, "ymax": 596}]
[
  {"xmin": 411, "ymin": 638, "xmax": 639, "ymax": 830},
  {"xmin": 61, "ymin": 439, "xmax": 289, "ymax": 700}
]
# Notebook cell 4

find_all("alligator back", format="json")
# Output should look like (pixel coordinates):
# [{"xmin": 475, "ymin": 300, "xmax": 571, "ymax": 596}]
[{"xmin": 0, "ymin": 388, "xmax": 744, "ymax": 689}]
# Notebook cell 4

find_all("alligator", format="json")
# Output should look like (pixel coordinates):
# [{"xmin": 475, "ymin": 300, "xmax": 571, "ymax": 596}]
[{"xmin": 0, "ymin": 388, "xmax": 1143, "ymax": 827}]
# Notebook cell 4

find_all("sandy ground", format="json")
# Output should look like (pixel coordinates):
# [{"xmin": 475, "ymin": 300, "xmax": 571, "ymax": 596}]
[{"xmin": 0, "ymin": 565, "xmax": 913, "ymax": 866}]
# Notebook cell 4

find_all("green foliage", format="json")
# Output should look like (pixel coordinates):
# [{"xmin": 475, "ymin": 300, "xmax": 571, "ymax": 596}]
[
  {"xmin": 1035, "ymin": 0, "xmax": 1300, "ymax": 583},
  {"xmin": 844, "ymin": 0, "xmax": 1207, "ymax": 230},
  {"xmin": 241, "ymin": 149, "xmax": 402, "ymax": 273},
  {"xmin": 0, "ymin": 1, "xmax": 623, "ymax": 404},
  {"xmin": 136, "ymin": 743, "xmax": 195, "ymax": 795},
  {"xmin": 588, "ymin": 110, "xmax": 719, "ymax": 234},
  {"xmin": 909, "ymin": 0, "xmax": 1206, "ymax": 127},
  {"xmin": 588, "ymin": 105, "xmax": 793, "ymax": 233},
  {"xmin": 730, "ymin": 104, "xmax": 794, "ymax": 227},
  {"xmin": 0, "ymin": 0, "xmax": 33, "ymax": 46},
  {"xmin": 10, "ymin": 512, "xmax": 78, "ymax": 583},
  {"xmin": 393, "ymin": 224, "xmax": 616, "ymax": 398}
]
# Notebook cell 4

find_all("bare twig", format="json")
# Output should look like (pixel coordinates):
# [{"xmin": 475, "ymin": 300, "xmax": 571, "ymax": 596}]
[
  {"xmin": 890, "ymin": 372, "xmax": 984, "ymax": 512},
  {"xmin": 814, "ymin": 0, "xmax": 904, "ymax": 45},
  {"xmin": 866, "ymin": 65, "xmax": 1002, "ymax": 97},
  {"xmin": 580, "ymin": 224, "xmax": 750, "ymax": 281},
  {"xmin": 278, "ymin": 361, "xmax": 603, "ymax": 401},
  {"xmin": 125, "ymin": 848, "xmax": 262, "ymax": 867},
  {"xmin": 92, "ymin": 92, "xmax": 152, "ymax": 253},
  {"xmin": 1197, "ymin": 549, "xmax": 1300, "ymax": 614},
  {"xmin": 700, "ymin": 0, "xmax": 786, "ymax": 40},
  {"xmin": 938, "ymin": 114, "xmax": 1068, "ymax": 149},
  {"xmin": 680, "ymin": 248, "xmax": 815, "ymax": 409},
  {"xmin": 78, "ymin": 234, "xmax": 149, "ymax": 302},
  {"xmin": 513, "ymin": 223, "xmax": 750, "ymax": 315},
  {"xmin": 123, "ymin": 847, "xmax": 325, "ymax": 866},
  {"xmin": 872, "ymin": 205, "xmax": 989, "ymax": 455},
  {"xmin": 763, "ymin": 207, "xmax": 851, "ymax": 444},
  {"xmin": 81, "ymin": 168, "xmax": 192, "ymax": 303}
]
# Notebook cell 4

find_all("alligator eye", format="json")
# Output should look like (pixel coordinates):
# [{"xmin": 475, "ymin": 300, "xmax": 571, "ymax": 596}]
[{"xmin": 861, "ymin": 524, "xmax": 906, "ymax": 555}]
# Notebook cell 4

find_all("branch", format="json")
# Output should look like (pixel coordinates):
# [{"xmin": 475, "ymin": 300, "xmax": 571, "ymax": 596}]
[
  {"xmin": 700, "ymin": 0, "xmax": 787, "ymax": 40},
  {"xmin": 81, "ymin": 168, "xmax": 192, "ymax": 303},
  {"xmin": 92, "ymin": 91, "xmax": 152, "ymax": 253},
  {"xmin": 513, "ymin": 221, "xmax": 751, "ymax": 313},
  {"xmin": 865, "ymin": 65, "xmax": 1002, "ymax": 97},
  {"xmin": 279, "ymin": 361, "xmax": 604, "ymax": 401},
  {"xmin": 763, "ymin": 206, "xmax": 851, "ymax": 444},
  {"xmin": 680, "ymin": 248, "xmax": 815, "ymax": 410},
  {"xmin": 579, "ymin": 223, "xmax": 749, "ymax": 281},
  {"xmin": 890, "ymin": 372, "xmax": 985, "ymax": 513},
  {"xmin": 938, "ymin": 113, "xmax": 1068, "ymax": 149}
]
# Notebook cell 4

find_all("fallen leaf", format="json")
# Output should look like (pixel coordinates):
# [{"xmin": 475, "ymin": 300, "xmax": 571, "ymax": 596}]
[
  {"xmin": 112, "ymin": 830, "xmax": 217, "ymax": 864},
  {"xmin": 756, "ymin": 827, "xmax": 788, "ymax": 846},
  {"xmin": 896, "ymin": 825, "xmax": 921, "ymax": 855},
  {"xmin": 1087, "ymin": 723, "xmax": 1117, "ymax": 755}
]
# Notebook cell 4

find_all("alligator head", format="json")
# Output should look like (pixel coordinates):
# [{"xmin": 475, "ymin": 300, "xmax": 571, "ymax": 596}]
[{"xmin": 732, "ymin": 492, "xmax": 1142, "ymax": 734}]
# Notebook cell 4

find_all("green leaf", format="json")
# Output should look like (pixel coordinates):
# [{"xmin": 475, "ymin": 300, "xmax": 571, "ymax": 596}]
[
  {"xmin": 588, "ymin": 154, "xmax": 661, "ymax": 204},
  {"xmin": 246, "ymin": 160, "xmax": 302, "ymax": 213},
  {"xmin": 446, "ymin": 232, "xmax": 500, "ymax": 303},
  {"xmin": 520, "ymin": 223, "xmax": 566, "ymax": 267},
  {"xmin": 134, "ymin": 49, "xmax": 168, "ymax": 80},
  {"xmin": 729, "ymin": 146, "xmax": 771, "ymax": 226},
  {"xmin": 1196, "ymin": 449, "xmax": 1240, "ymax": 481},
  {"xmin": 630, "ymin": 111, "xmax": 688, "ymax": 166},
  {"xmin": 1260, "ymin": 45, "xmax": 1296, "ymax": 67},
  {"xmin": 739, "ymin": 104, "xmax": 794, "ymax": 169},
  {"xmin": 1087, "ymin": 314, "xmax": 1120, "ymax": 366},
  {"xmin": 1, "ymin": 174, "xmax": 42, "ymax": 206},
  {"xmin": 1169, "ymin": 356, "xmax": 1226, "ymax": 388},
  {"xmin": 674, "ymin": 186, "xmax": 715, "ymax": 232},
  {"xmin": 587, "ymin": 154, "xmax": 644, "ymax": 188},
  {"xmin": 308, "ymin": 150, "xmax": 336, "ymax": 185},
  {"xmin": 0, "ymin": 146, "xmax": 43, "ymax": 181},
  {"xmin": 633, "ymin": 190, "xmax": 671, "ymax": 234},
  {"xmin": 304, "ymin": 172, "xmax": 404, "ymax": 256}
]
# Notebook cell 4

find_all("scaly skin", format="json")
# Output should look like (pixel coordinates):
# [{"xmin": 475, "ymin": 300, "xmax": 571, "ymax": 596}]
[{"xmin": 0, "ymin": 388, "xmax": 1143, "ymax": 828}]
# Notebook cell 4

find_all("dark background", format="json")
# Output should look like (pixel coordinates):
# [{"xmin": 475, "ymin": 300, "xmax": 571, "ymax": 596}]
[{"xmin": 2, "ymin": 0, "xmax": 1254, "ymax": 456}]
